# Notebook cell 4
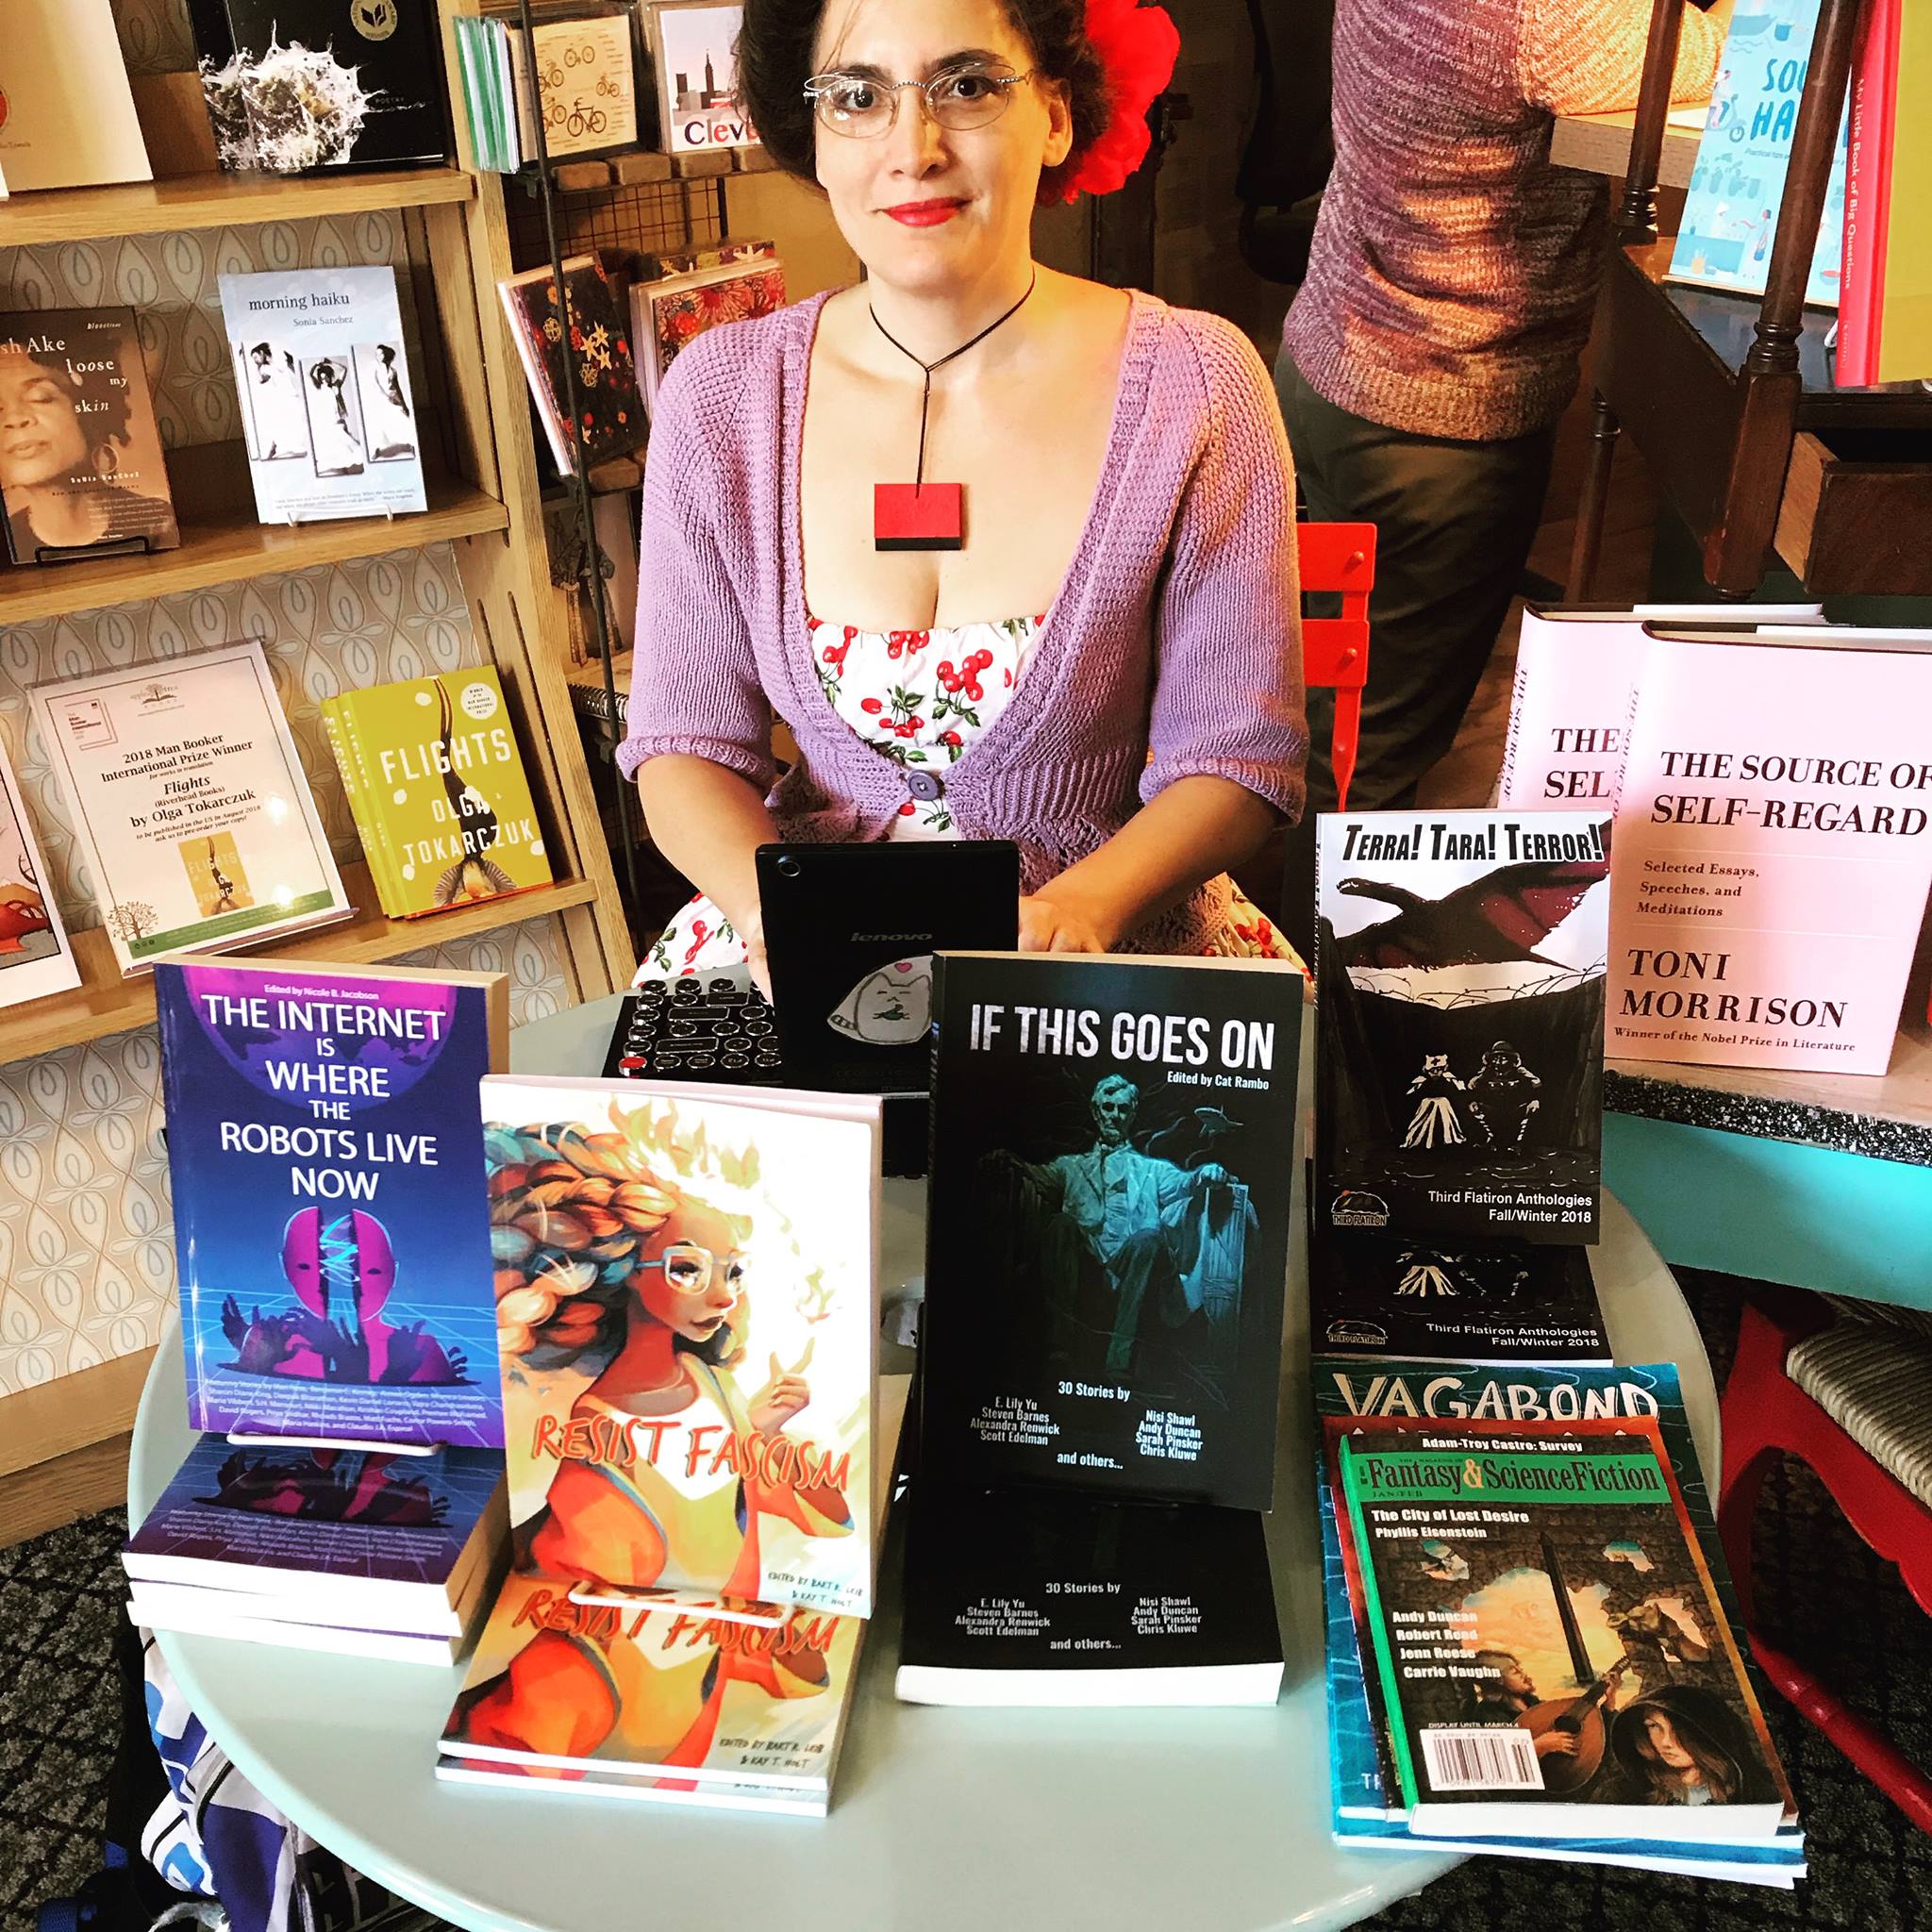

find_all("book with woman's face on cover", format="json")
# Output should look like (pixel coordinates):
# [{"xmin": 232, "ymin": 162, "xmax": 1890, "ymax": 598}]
[{"xmin": 0, "ymin": 309, "xmax": 179, "ymax": 564}]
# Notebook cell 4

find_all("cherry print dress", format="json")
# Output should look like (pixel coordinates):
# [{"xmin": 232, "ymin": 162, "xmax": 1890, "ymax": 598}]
[{"xmin": 637, "ymin": 616, "xmax": 1299, "ymax": 980}]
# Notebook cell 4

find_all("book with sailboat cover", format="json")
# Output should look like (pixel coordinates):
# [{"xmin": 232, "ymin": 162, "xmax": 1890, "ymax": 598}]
[{"xmin": 1324, "ymin": 1409, "xmax": 1792, "ymax": 1841}]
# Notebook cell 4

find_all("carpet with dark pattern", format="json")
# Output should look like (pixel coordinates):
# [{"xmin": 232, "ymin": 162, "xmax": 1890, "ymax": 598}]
[{"xmin": 3, "ymin": 1273, "xmax": 1929, "ymax": 1932}]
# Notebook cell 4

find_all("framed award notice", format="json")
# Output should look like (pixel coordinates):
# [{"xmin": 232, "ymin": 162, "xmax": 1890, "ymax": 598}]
[{"xmin": 29, "ymin": 641, "xmax": 351, "ymax": 977}]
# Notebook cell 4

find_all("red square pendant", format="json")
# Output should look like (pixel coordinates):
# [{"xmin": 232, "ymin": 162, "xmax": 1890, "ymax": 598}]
[{"xmin": 874, "ymin": 483, "xmax": 964, "ymax": 552}]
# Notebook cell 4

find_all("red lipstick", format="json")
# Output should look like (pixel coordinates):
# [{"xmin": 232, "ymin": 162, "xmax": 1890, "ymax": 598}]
[{"xmin": 884, "ymin": 199, "xmax": 965, "ymax": 226}]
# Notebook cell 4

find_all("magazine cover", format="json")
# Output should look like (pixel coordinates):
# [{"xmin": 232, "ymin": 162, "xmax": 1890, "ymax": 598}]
[
  {"xmin": 125, "ymin": 1433, "xmax": 503, "ymax": 1595},
  {"xmin": 645, "ymin": 2, "xmax": 758, "ymax": 154},
  {"xmin": 483, "ymin": 1076, "xmax": 880, "ymax": 1616},
  {"xmin": 0, "ymin": 734, "xmax": 80, "ymax": 1008},
  {"xmin": 0, "ymin": 308, "xmax": 179, "ymax": 563},
  {"xmin": 29, "ymin": 641, "xmax": 352, "ymax": 974},
  {"xmin": 497, "ymin": 256, "xmax": 646, "ymax": 475},
  {"xmin": 1316, "ymin": 810, "xmax": 1610, "ymax": 1243},
  {"xmin": 219, "ymin": 268, "xmax": 427, "ymax": 523},
  {"xmin": 157, "ymin": 958, "xmax": 508, "ymax": 1446},
  {"xmin": 324, "ymin": 667, "xmax": 552, "ymax": 916},
  {"xmin": 1668, "ymin": 0, "xmax": 1845, "ymax": 308},
  {"xmin": 439, "ymin": 1569, "xmax": 858, "ymax": 1795},
  {"xmin": 631, "ymin": 259, "xmax": 787, "ymax": 413},
  {"xmin": 1326, "ymin": 1412, "xmax": 1791, "ymax": 1839},
  {"xmin": 1309, "ymin": 1225, "xmax": 1608, "ymax": 1364},
  {"xmin": 192, "ymin": 0, "xmax": 451, "ymax": 172},
  {"xmin": 923, "ymin": 954, "xmax": 1303, "ymax": 1510}
]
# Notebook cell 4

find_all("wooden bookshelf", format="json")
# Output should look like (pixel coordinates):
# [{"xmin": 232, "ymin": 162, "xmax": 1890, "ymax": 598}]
[
  {"xmin": 0, "ymin": 441, "xmax": 510, "ymax": 626},
  {"xmin": 0, "ymin": 167, "xmax": 474, "ymax": 250},
  {"xmin": 8, "ymin": 865, "xmax": 601, "ymax": 1063}
]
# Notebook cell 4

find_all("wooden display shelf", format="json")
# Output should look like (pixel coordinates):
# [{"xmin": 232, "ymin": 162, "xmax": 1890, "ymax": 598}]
[
  {"xmin": 0, "ymin": 167, "xmax": 474, "ymax": 249},
  {"xmin": 1550, "ymin": 105, "xmax": 1705, "ymax": 189},
  {"xmin": 2, "ymin": 865, "xmax": 600, "ymax": 1062},
  {"xmin": 0, "ymin": 441, "xmax": 509, "ymax": 627}
]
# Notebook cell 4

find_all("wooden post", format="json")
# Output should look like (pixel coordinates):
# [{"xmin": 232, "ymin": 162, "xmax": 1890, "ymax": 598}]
[
  {"xmin": 1565, "ymin": 391, "xmax": 1622, "ymax": 600},
  {"xmin": 1617, "ymin": 0, "xmax": 1687, "ymax": 244}
]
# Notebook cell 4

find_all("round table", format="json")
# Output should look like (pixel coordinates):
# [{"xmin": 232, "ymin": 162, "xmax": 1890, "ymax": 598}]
[{"xmin": 129, "ymin": 993, "xmax": 1721, "ymax": 1932}]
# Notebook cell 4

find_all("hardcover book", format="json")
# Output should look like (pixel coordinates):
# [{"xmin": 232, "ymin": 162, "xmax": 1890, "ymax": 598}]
[
  {"xmin": 219, "ymin": 268, "xmax": 427, "ymax": 525},
  {"xmin": 895, "ymin": 1484, "xmax": 1283, "ymax": 1707},
  {"xmin": 0, "ymin": 735, "xmax": 81, "ymax": 1008},
  {"xmin": 0, "ymin": 308, "xmax": 180, "ymax": 564},
  {"xmin": 497, "ymin": 256, "xmax": 647, "ymax": 476},
  {"xmin": 1315, "ymin": 810, "xmax": 1610, "ymax": 1243},
  {"xmin": 1325, "ymin": 1410, "xmax": 1791, "ymax": 1841},
  {"xmin": 644, "ymin": 3, "xmax": 758, "ymax": 155},
  {"xmin": 483, "ymin": 1075, "xmax": 882, "ymax": 1616},
  {"xmin": 29, "ymin": 641, "xmax": 351, "ymax": 975},
  {"xmin": 1309, "ymin": 1225, "xmax": 1608, "ymax": 1365},
  {"xmin": 1668, "ymin": 0, "xmax": 1846, "ymax": 308},
  {"xmin": 156, "ymin": 957, "xmax": 509, "ymax": 1446},
  {"xmin": 0, "ymin": 1, "xmax": 152, "ymax": 192},
  {"xmin": 1608, "ymin": 628, "xmax": 1932, "ymax": 1074},
  {"xmin": 505, "ymin": 7, "xmax": 643, "ymax": 160},
  {"xmin": 630, "ymin": 258, "xmax": 788, "ymax": 415},
  {"xmin": 923, "ymin": 953, "xmax": 1304, "ymax": 1510},
  {"xmin": 323, "ymin": 667, "xmax": 552, "ymax": 917},
  {"xmin": 192, "ymin": 0, "xmax": 450, "ymax": 173}
]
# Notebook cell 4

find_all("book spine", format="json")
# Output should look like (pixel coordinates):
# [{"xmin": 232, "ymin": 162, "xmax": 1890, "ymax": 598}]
[
  {"xmin": 323, "ymin": 696, "xmax": 399, "ymax": 916},
  {"xmin": 1839, "ymin": 0, "xmax": 1901, "ymax": 386},
  {"xmin": 496, "ymin": 280, "xmax": 574, "ymax": 474}
]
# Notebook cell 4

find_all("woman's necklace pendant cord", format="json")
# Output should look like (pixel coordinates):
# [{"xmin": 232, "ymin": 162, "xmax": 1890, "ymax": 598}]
[{"xmin": 871, "ymin": 273, "xmax": 1038, "ymax": 553}]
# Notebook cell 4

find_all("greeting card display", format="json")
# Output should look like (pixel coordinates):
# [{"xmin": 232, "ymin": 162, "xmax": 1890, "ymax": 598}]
[
  {"xmin": 630, "ymin": 257, "xmax": 787, "ymax": 414},
  {"xmin": 1316, "ymin": 811, "xmax": 1610, "ymax": 1243}
]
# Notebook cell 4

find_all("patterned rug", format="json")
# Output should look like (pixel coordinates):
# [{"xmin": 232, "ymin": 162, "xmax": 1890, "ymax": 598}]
[{"xmin": 4, "ymin": 1275, "xmax": 1930, "ymax": 1932}]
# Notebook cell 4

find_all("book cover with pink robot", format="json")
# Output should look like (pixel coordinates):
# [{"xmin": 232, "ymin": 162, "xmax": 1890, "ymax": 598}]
[{"xmin": 155, "ymin": 955, "xmax": 509, "ymax": 1446}]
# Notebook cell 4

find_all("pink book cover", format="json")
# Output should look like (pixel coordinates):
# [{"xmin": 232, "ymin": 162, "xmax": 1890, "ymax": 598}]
[{"xmin": 1607, "ymin": 633, "xmax": 1932, "ymax": 1074}]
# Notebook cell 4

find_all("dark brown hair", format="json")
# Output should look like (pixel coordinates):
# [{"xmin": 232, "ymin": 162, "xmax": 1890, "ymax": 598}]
[{"xmin": 734, "ymin": 0, "xmax": 1112, "ymax": 204}]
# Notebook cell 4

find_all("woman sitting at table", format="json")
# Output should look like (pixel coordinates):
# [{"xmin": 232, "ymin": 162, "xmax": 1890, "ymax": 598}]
[{"xmin": 618, "ymin": 0, "xmax": 1307, "ymax": 992}]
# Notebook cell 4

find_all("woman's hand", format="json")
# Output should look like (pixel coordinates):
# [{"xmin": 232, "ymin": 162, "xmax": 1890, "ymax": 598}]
[
  {"xmin": 747, "ymin": 1341, "xmax": 813, "ymax": 1435},
  {"xmin": 1018, "ymin": 885, "xmax": 1118, "ymax": 958}
]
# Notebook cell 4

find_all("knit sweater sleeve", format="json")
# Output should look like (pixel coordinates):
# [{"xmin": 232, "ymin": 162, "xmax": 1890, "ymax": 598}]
[
  {"xmin": 615, "ymin": 333, "xmax": 774, "ymax": 791},
  {"xmin": 1519, "ymin": 0, "xmax": 1724, "ymax": 116},
  {"xmin": 1141, "ymin": 312, "xmax": 1307, "ymax": 824}
]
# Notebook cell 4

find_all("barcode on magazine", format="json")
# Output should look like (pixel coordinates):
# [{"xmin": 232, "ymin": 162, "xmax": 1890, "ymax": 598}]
[{"xmin": 1419, "ymin": 1726, "xmax": 1546, "ymax": 1792}]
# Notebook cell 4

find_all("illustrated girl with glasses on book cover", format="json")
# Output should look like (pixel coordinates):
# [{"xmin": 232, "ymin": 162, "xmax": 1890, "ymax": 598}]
[
  {"xmin": 624, "ymin": 0, "xmax": 1308, "ymax": 1000},
  {"xmin": 488, "ymin": 1117, "xmax": 854, "ymax": 1601}
]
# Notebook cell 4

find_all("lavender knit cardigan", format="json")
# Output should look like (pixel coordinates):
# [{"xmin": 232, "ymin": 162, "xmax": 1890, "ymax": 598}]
[{"xmin": 617, "ymin": 288, "xmax": 1307, "ymax": 955}]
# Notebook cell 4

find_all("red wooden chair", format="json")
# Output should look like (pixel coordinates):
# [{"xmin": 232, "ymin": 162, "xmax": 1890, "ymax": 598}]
[
  {"xmin": 1296, "ymin": 521, "xmax": 1375, "ymax": 814},
  {"xmin": 1717, "ymin": 1285, "xmax": 1932, "ymax": 1834}
]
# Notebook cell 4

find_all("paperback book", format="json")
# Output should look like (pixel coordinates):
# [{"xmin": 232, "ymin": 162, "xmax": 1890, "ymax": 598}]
[
  {"xmin": 644, "ymin": 2, "xmax": 758, "ymax": 155},
  {"xmin": 1316, "ymin": 810, "xmax": 1610, "ymax": 1243},
  {"xmin": 156, "ymin": 957, "xmax": 509, "ymax": 1446},
  {"xmin": 1608, "ymin": 627, "xmax": 1932, "ymax": 1074},
  {"xmin": 0, "ymin": 308, "xmax": 180, "ymax": 564},
  {"xmin": 630, "ymin": 258, "xmax": 788, "ymax": 415},
  {"xmin": 0, "ymin": 736, "xmax": 80, "ymax": 1008},
  {"xmin": 1309, "ymin": 1224, "xmax": 1608, "ymax": 1365},
  {"xmin": 0, "ymin": 1, "xmax": 152, "ymax": 192},
  {"xmin": 923, "ymin": 954, "xmax": 1303, "ymax": 1510},
  {"xmin": 323, "ymin": 666, "xmax": 552, "ymax": 917},
  {"xmin": 219, "ymin": 268, "xmax": 426, "ymax": 524},
  {"xmin": 505, "ymin": 7, "xmax": 643, "ymax": 160},
  {"xmin": 895, "ymin": 1483, "xmax": 1283, "ymax": 1707},
  {"xmin": 191, "ymin": 0, "xmax": 451, "ymax": 172},
  {"xmin": 497, "ymin": 256, "xmax": 647, "ymax": 475},
  {"xmin": 1327, "ymin": 1411, "xmax": 1791, "ymax": 1840},
  {"xmin": 29, "ymin": 641, "xmax": 351, "ymax": 974},
  {"xmin": 484, "ymin": 1074, "xmax": 882, "ymax": 1615},
  {"xmin": 1668, "ymin": 0, "xmax": 1846, "ymax": 308}
]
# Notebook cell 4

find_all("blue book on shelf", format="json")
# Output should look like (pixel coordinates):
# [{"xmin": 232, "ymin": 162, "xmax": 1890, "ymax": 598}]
[
  {"xmin": 157, "ymin": 956, "xmax": 508, "ymax": 1448},
  {"xmin": 1669, "ymin": 0, "xmax": 1847, "ymax": 308}
]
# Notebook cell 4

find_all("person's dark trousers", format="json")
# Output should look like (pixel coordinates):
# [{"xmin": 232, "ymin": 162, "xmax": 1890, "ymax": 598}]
[{"xmin": 1274, "ymin": 345, "xmax": 1557, "ymax": 951}]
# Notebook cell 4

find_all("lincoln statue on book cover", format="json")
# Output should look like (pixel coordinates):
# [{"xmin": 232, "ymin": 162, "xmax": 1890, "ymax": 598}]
[{"xmin": 987, "ymin": 1074, "xmax": 1255, "ymax": 1393}]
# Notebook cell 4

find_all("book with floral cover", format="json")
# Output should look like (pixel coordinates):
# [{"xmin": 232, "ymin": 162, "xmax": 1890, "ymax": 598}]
[{"xmin": 497, "ymin": 256, "xmax": 646, "ymax": 475}]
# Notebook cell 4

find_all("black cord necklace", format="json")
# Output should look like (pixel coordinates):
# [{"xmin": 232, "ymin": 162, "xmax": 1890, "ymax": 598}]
[{"xmin": 870, "ymin": 270, "xmax": 1039, "ymax": 552}]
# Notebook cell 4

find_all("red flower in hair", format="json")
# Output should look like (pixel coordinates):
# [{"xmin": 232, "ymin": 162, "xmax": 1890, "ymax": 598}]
[{"xmin": 1053, "ymin": 0, "xmax": 1181, "ymax": 204}]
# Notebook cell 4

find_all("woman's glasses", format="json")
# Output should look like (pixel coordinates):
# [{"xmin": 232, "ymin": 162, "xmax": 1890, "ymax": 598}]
[
  {"xmin": 636, "ymin": 1241, "xmax": 747, "ymax": 1294},
  {"xmin": 805, "ymin": 65, "xmax": 1038, "ymax": 140}
]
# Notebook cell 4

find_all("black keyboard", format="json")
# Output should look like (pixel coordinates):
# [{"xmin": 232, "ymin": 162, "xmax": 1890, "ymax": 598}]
[{"xmin": 606, "ymin": 977, "xmax": 784, "ymax": 1085}]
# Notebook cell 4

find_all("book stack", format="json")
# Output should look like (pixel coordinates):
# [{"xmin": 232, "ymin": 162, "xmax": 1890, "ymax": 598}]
[
  {"xmin": 124, "ymin": 958, "xmax": 514, "ymax": 1661},
  {"xmin": 436, "ymin": 1075, "xmax": 898, "ymax": 1815},
  {"xmin": 453, "ymin": 7, "xmax": 643, "ymax": 173},
  {"xmin": 1498, "ymin": 607, "xmax": 1932, "ymax": 1074},
  {"xmin": 1310, "ymin": 813, "xmax": 1806, "ymax": 1881},
  {"xmin": 627, "ymin": 241, "xmax": 786, "ymax": 415},
  {"xmin": 323, "ymin": 667, "xmax": 554, "ymax": 919},
  {"xmin": 902, "ymin": 954, "xmax": 1305, "ymax": 1707}
]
